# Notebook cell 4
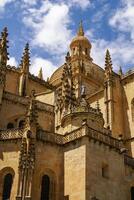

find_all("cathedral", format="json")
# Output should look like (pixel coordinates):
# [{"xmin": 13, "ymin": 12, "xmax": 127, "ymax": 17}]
[{"xmin": 0, "ymin": 23, "xmax": 134, "ymax": 200}]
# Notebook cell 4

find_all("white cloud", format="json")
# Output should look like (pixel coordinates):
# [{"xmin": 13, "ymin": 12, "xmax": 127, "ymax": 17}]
[
  {"xmin": 68, "ymin": 0, "xmax": 91, "ymax": 10},
  {"xmin": 23, "ymin": 1, "xmax": 72, "ymax": 55},
  {"xmin": 92, "ymin": 3, "xmax": 110, "ymax": 23},
  {"xmin": 7, "ymin": 56, "xmax": 18, "ymax": 66},
  {"xmin": 109, "ymin": 0, "xmax": 134, "ymax": 41},
  {"xmin": 0, "ymin": 0, "xmax": 14, "ymax": 8},
  {"xmin": 91, "ymin": 34, "xmax": 134, "ymax": 72},
  {"xmin": 30, "ymin": 57, "xmax": 57, "ymax": 80},
  {"xmin": 94, "ymin": 0, "xmax": 134, "ymax": 71},
  {"xmin": 0, "ymin": 0, "xmax": 15, "ymax": 13},
  {"xmin": 22, "ymin": 0, "xmax": 37, "ymax": 5}
]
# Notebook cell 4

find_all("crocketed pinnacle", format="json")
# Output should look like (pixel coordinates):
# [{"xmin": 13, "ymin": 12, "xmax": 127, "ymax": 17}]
[
  {"xmin": 0, "ymin": 27, "xmax": 9, "ymax": 65},
  {"xmin": 118, "ymin": 66, "xmax": 123, "ymax": 76},
  {"xmin": 96, "ymin": 100, "xmax": 100, "ymax": 112},
  {"xmin": 25, "ymin": 99, "xmax": 38, "ymax": 128},
  {"xmin": 20, "ymin": 43, "xmax": 30, "ymax": 73},
  {"xmin": 105, "ymin": 49, "xmax": 112, "ymax": 70},
  {"xmin": 38, "ymin": 67, "xmax": 43, "ymax": 80},
  {"xmin": 77, "ymin": 21, "xmax": 84, "ymax": 36}
]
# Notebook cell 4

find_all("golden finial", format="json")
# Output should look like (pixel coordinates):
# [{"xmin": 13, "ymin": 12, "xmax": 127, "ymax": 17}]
[
  {"xmin": 38, "ymin": 67, "xmax": 43, "ymax": 80},
  {"xmin": 77, "ymin": 20, "xmax": 84, "ymax": 36}
]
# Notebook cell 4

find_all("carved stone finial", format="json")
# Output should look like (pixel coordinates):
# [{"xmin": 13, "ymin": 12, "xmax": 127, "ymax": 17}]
[
  {"xmin": 24, "ymin": 99, "xmax": 38, "ymax": 131},
  {"xmin": 20, "ymin": 43, "xmax": 30, "ymax": 73},
  {"xmin": 77, "ymin": 20, "xmax": 84, "ymax": 36},
  {"xmin": 38, "ymin": 67, "xmax": 43, "ymax": 80},
  {"xmin": 81, "ymin": 85, "xmax": 86, "ymax": 98},
  {"xmin": 96, "ymin": 100, "xmax": 100, "ymax": 111},
  {"xmin": 105, "ymin": 49, "xmax": 113, "ymax": 79},
  {"xmin": 105, "ymin": 49, "xmax": 112, "ymax": 70},
  {"xmin": 118, "ymin": 66, "xmax": 123, "ymax": 76},
  {"xmin": 65, "ymin": 51, "xmax": 71, "ymax": 62},
  {"xmin": 0, "ymin": 27, "xmax": 9, "ymax": 66}
]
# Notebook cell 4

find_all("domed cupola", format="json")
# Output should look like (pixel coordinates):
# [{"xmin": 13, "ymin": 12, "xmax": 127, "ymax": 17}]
[{"xmin": 70, "ymin": 21, "xmax": 92, "ymax": 61}]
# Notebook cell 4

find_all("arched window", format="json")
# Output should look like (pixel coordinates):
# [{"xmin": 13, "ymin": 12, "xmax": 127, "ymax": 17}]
[
  {"xmin": 131, "ymin": 187, "xmax": 134, "ymax": 200},
  {"xmin": 40, "ymin": 175, "xmax": 50, "ymax": 200},
  {"xmin": 19, "ymin": 120, "xmax": 25, "ymax": 128},
  {"xmin": 131, "ymin": 99, "xmax": 134, "ymax": 122},
  {"xmin": 7, "ymin": 123, "xmax": 14, "ymax": 129},
  {"xmin": 2, "ymin": 173, "xmax": 13, "ymax": 200}
]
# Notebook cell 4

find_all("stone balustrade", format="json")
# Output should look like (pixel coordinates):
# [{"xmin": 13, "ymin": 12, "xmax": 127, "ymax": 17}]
[
  {"xmin": 37, "ymin": 130, "xmax": 63, "ymax": 145},
  {"xmin": 0, "ymin": 125, "xmax": 122, "ymax": 151},
  {"xmin": 0, "ymin": 128, "xmax": 23, "ymax": 140}
]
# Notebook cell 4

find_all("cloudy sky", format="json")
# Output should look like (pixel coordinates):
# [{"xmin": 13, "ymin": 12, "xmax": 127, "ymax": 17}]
[{"xmin": 0, "ymin": 0, "xmax": 134, "ymax": 79}]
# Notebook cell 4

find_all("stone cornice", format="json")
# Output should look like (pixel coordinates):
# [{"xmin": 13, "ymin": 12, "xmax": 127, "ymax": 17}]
[
  {"xmin": 3, "ymin": 91, "xmax": 30, "ymax": 105},
  {"xmin": 35, "ymin": 100, "xmax": 54, "ymax": 113},
  {"xmin": 6, "ymin": 65, "xmax": 55, "ymax": 90},
  {"xmin": 121, "ymin": 70, "xmax": 134, "ymax": 83},
  {"xmin": 3, "ymin": 91, "xmax": 54, "ymax": 113}
]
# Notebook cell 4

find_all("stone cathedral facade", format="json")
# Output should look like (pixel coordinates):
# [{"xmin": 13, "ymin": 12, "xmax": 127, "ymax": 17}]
[{"xmin": 1, "ymin": 23, "xmax": 134, "ymax": 200}]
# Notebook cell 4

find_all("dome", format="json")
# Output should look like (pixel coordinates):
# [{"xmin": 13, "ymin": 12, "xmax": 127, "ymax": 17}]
[
  {"xmin": 70, "ymin": 21, "xmax": 92, "ymax": 49},
  {"xmin": 70, "ymin": 35, "xmax": 91, "ymax": 49}
]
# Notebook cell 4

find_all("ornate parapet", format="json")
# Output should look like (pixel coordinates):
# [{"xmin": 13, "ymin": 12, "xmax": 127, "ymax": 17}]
[
  {"xmin": 0, "ymin": 128, "xmax": 23, "ymax": 140},
  {"xmin": 88, "ymin": 126, "xmax": 121, "ymax": 150},
  {"xmin": 37, "ymin": 125, "xmax": 122, "ymax": 151},
  {"xmin": 37, "ymin": 130, "xmax": 63, "ymax": 145},
  {"xmin": 0, "ymin": 124, "xmax": 122, "ymax": 151}
]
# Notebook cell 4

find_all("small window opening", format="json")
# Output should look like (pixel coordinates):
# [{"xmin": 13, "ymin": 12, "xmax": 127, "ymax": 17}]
[
  {"xmin": 73, "ymin": 48, "xmax": 75, "ymax": 55},
  {"xmin": 7, "ymin": 123, "xmax": 14, "ymax": 129},
  {"xmin": 102, "ymin": 164, "xmax": 109, "ymax": 178}
]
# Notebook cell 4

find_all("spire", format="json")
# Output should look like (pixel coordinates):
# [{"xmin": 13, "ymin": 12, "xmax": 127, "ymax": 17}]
[
  {"xmin": 20, "ymin": 43, "xmax": 30, "ymax": 73},
  {"xmin": 104, "ymin": 49, "xmax": 113, "ymax": 80},
  {"xmin": 77, "ymin": 21, "xmax": 84, "ymax": 36},
  {"xmin": 38, "ymin": 67, "xmax": 43, "ymax": 80},
  {"xmin": 0, "ymin": 27, "xmax": 9, "ymax": 66},
  {"xmin": 118, "ymin": 66, "xmax": 123, "ymax": 76},
  {"xmin": 105, "ymin": 49, "xmax": 112, "ymax": 70},
  {"xmin": 25, "ymin": 97, "xmax": 38, "ymax": 130}
]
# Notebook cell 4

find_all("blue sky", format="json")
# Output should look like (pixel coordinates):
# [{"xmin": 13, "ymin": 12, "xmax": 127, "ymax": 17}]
[{"xmin": 0, "ymin": 0, "xmax": 134, "ymax": 79}]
